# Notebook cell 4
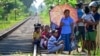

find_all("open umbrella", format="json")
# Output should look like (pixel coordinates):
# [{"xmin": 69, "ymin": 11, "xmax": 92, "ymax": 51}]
[{"xmin": 50, "ymin": 4, "xmax": 78, "ymax": 28}]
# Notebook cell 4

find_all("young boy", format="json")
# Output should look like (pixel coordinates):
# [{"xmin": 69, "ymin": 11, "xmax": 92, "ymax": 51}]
[
  {"xmin": 47, "ymin": 30, "xmax": 64, "ymax": 53},
  {"xmin": 33, "ymin": 26, "xmax": 41, "ymax": 46}
]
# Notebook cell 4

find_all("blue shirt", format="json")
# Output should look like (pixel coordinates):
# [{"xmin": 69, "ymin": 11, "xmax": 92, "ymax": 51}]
[
  {"xmin": 48, "ymin": 36, "xmax": 57, "ymax": 50},
  {"xmin": 61, "ymin": 16, "xmax": 73, "ymax": 34},
  {"xmin": 77, "ymin": 9, "xmax": 84, "ymax": 19},
  {"xmin": 93, "ymin": 13, "xmax": 100, "ymax": 22},
  {"xmin": 93, "ymin": 13, "xmax": 100, "ymax": 29}
]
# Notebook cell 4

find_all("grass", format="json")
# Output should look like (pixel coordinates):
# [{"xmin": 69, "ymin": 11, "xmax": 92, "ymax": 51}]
[
  {"xmin": 78, "ymin": 40, "xmax": 100, "ymax": 56},
  {"xmin": 39, "ymin": 10, "xmax": 50, "ymax": 25},
  {"xmin": 0, "ymin": 15, "xmax": 27, "ymax": 31},
  {"xmin": 41, "ymin": 16, "xmax": 50, "ymax": 25},
  {"xmin": 0, "ymin": 21, "xmax": 15, "ymax": 30},
  {"xmin": 2, "ymin": 53, "xmax": 32, "ymax": 56}
]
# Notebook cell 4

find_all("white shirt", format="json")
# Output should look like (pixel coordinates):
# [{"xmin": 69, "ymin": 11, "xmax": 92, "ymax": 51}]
[
  {"xmin": 78, "ymin": 22, "xmax": 84, "ymax": 26},
  {"xmin": 82, "ymin": 14, "xmax": 95, "ymax": 22},
  {"xmin": 78, "ymin": 13, "xmax": 95, "ymax": 26},
  {"xmin": 77, "ymin": 9, "xmax": 84, "ymax": 26}
]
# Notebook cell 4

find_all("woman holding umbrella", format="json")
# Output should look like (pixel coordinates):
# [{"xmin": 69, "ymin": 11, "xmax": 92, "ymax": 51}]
[{"xmin": 60, "ymin": 9, "xmax": 74, "ymax": 54}]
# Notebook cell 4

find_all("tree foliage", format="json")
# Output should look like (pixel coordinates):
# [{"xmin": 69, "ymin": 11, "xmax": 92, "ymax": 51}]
[
  {"xmin": 0, "ymin": 0, "xmax": 27, "ymax": 20},
  {"xmin": 44, "ymin": 0, "xmax": 77, "ymax": 9}
]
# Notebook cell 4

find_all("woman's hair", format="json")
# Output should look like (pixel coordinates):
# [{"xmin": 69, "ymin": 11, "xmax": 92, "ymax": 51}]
[
  {"xmin": 84, "ymin": 6, "xmax": 90, "ymax": 14},
  {"xmin": 64, "ymin": 9, "xmax": 70, "ymax": 14},
  {"xmin": 45, "ymin": 25, "xmax": 49, "ymax": 28}
]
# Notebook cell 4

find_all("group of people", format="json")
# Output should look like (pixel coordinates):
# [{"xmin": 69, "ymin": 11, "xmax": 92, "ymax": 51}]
[
  {"xmin": 33, "ymin": 1, "xmax": 100, "ymax": 56},
  {"xmin": 75, "ymin": 2, "xmax": 100, "ymax": 55},
  {"xmin": 33, "ymin": 24, "xmax": 64, "ymax": 53}
]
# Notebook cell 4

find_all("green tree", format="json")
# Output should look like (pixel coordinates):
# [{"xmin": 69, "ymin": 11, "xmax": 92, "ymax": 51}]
[
  {"xmin": 44, "ymin": 0, "xmax": 77, "ymax": 8},
  {"xmin": 0, "ymin": 0, "xmax": 27, "ymax": 20}
]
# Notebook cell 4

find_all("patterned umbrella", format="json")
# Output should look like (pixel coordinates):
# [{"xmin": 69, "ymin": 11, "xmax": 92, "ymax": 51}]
[{"xmin": 50, "ymin": 4, "xmax": 78, "ymax": 27}]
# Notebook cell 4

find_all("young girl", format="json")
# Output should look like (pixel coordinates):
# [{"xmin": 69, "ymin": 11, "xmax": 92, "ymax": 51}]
[{"xmin": 40, "ymin": 25, "xmax": 51, "ymax": 49}]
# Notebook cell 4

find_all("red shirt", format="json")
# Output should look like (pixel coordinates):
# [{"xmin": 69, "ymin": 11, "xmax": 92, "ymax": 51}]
[{"xmin": 41, "ymin": 31, "xmax": 50, "ymax": 39}]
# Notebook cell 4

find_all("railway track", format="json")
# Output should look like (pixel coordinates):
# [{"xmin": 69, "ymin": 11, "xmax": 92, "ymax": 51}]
[
  {"xmin": 0, "ymin": 16, "xmax": 40, "ymax": 55},
  {"xmin": 0, "ymin": 16, "xmax": 30, "ymax": 40}
]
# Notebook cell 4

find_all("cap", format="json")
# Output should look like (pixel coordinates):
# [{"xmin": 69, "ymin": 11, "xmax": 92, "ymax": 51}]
[{"xmin": 89, "ymin": 1, "xmax": 98, "ymax": 7}]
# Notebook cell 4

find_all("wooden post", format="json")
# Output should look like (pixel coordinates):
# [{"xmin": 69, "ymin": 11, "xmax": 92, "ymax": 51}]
[{"xmin": 15, "ymin": 0, "xmax": 16, "ymax": 20}]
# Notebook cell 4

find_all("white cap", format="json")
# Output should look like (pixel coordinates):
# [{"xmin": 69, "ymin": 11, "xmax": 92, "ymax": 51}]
[{"xmin": 89, "ymin": 1, "xmax": 98, "ymax": 7}]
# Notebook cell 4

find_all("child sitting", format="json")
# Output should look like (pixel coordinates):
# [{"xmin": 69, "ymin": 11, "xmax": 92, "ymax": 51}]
[
  {"xmin": 40, "ymin": 25, "xmax": 51, "ymax": 49},
  {"xmin": 48, "ymin": 30, "xmax": 64, "ymax": 53}
]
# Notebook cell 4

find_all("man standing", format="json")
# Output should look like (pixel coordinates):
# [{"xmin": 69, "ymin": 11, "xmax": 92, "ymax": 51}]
[{"xmin": 89, "ymin": 1, "xmax": 100, "ymax": 55}]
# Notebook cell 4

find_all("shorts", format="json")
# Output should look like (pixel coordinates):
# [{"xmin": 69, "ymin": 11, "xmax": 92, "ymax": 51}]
[
  {"xmin": 77, "ymin": 26, "xmax": 85, "ymax": 41},
  {"xmin": 48, "ymin": 44, "xmax": 64, "ymax": 53},
  {"xmin": 33, "ymin": 39, "xmax": 40, "ymax": 46},
  {"xmin": 85, "ymin": 31, "xmax": 97, "ymax": 41}
]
